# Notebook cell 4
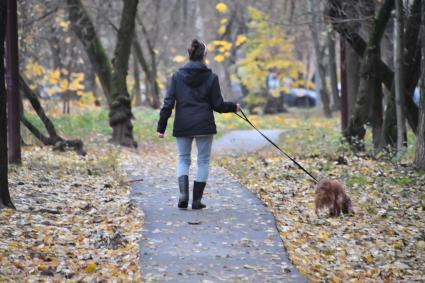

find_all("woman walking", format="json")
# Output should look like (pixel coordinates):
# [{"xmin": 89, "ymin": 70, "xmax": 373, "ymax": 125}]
[{"xmin": 157, "ymin": 39, "xmax": 240, "ymax": 209}]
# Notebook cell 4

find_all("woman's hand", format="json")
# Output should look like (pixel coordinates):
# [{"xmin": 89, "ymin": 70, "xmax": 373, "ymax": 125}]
[
  {"xmin": 157, "ymin": 132, "xmax": 165, "ymax": 138},
  {"xmin": 235, "ymin": 104, "xmax": 241, "ymax": 112}
]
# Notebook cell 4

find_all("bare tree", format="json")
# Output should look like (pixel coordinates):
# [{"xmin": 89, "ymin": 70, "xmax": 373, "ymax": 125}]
[
  {"xmin": 68, "ymin": 0, "xmax": 138, "ymax": 147},
  {"xmin": 109, "ymin": 0, "xmax": 139, "ymax": 147},
  {"xmin": 132, "ymin": 52, "xmax": 142, "ymax": 106},
  {"xmin": 415, "ymin": 0, "xmax": 425, "ymax": 170},
  {"xmin": 327, "ymin": 28, "xmax": 340, "ymax": 110},
  {"xmin": 0, "ymin": 0, "xmax": 14, "ymax": 209},
  {"xmin": 308, "ymin": 0, "xmax": 332, "ymax": 118},
  {"xmin": 6, "ymin": 0, "xmax": 21, "ymax": 164},
  {"xmin": 329, "ymin": 0, "xmax": 391, "ymax": 149},
  {"xmin": 381, "ymin": 0, "xmax": 422, "ymax": 148},
  {"xmin": 394, "ymin": 0, "xmax": 406, "ymax": 152},
  {"xmin": 67, "ymin": 0, "xmax": 113, "ymax": 106}
]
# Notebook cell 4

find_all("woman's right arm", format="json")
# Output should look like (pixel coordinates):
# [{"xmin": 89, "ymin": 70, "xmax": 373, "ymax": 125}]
[
  {"xmin": 157, "ymin": 75, "xmax": 176, "ymax": 135},
  {"xmin": 210, "ymin": 75, "xmax": 237, "ymax": 113}
]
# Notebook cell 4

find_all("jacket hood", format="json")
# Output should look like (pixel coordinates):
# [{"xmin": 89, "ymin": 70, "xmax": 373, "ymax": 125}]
[{"xmin": 176, "ymin": 61, "xmax": 212, "ymax": 87}]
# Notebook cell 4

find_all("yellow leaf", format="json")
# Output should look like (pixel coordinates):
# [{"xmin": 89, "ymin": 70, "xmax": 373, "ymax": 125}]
[
  {"xmin": 51, "ymin": 69, "xmax": 60, "ymax": 79},
  {"xmin": 69, "ymin": 72, "xmax": 85, "ymax": 91},
  {"xmin": 318, "ymin": 231, "xmax": 329, "ymax": 242},
  {"xmin": 173, "ymin": 55, "xmax": 186, "ymax": 63},
  {"xmin": 85, "ymin": 263, "xmax": 97, "ymax": 273},
  {"xmin": 235, "ymin": 35, "xmax": 247, "ymax": 47},
  {"xmin": 60, "ymin": 79, "xmax": 69, "ymax": 91},
  {"xmin": 289, "ymin": 67, "xmax": 298, "ymax": 79},
  {"xmin": 363, "ymin": 254, "xmax": 373, "ymax": 264},
  {"xmin": 47, "ymin": 70, "xmax": 60, "ymax": 84},
  {"xmin": 59, "ymin": 20, "xmax": 70, "ymax": 31},
  {"xmin": 218, "ymin": 25, "xmax": 226, "ymax": 35},
  {"xmin": 214, "ymin": 54, "xmax": 225, "ymax": 63},
  {"xmin": 216, "ymin": 3, "xmax": 228, "ymax": 13},
  {"xmin": 25, "ymin": 62, "xmax": 44, "ymax": 78}
]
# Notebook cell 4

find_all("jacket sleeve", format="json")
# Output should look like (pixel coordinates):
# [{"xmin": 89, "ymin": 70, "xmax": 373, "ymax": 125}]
[
  {"xmin": 157, "ymin": 75, "xmax": 176, "ymax": 133},
  {"xmin": 210, "ymin": 75, "xmax": 237, "ymax": 113}
]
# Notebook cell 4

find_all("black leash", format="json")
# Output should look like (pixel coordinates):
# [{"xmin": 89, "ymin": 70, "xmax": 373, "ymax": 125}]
[{"xmin": 234, "ymin": 109, "xmax": 319, "ymax": 184}]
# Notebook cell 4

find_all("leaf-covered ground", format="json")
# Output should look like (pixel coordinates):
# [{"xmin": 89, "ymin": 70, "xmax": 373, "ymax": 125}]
[
  {"xmin": 218, "ymin": 116, "xmax": 425, "ymax": 282},
  {"xmin": 0, "ymin": 143, "xmax": 144, "ymax": 282},
  {"xmin": 13, "ymin": 107, "xmax": 425, "ymax": 281}
]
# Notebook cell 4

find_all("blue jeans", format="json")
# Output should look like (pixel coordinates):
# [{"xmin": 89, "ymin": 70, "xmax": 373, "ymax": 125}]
[{"xmin": 176, "ymin": 136, "xmax": 213, "ymax": 182}]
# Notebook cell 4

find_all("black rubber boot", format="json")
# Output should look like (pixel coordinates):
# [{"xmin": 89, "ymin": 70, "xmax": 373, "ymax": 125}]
[
  {"xmin": 192, "ymin": 181, "xmax": 206, "ymax": 209},
  {"xmin": 178, "ymin": 175, "xmax": 189, "ymax": 208}
]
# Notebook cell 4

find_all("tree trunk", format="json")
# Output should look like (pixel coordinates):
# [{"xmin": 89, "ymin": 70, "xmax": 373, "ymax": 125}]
[
  {"xmin": 6, "ymin": 0, "xmax": 21, "ymax": 164},
  {"xmin": 370, "ymin": 48, "xmax": 383, "ymax": 150},
  {"xmin": 401, "ymin": 0, "xmax": 422, "ymax": 134},
  {"xmin": 340, "ymin": 38, "xmax": 349, "ymax": 132},
  {"xmin": 192, "ymin": 0, "xmax": 204, "ymax": 38},
  {"xmin": 108, "ymin": 0, "xmax": 138, "ymax": 147},
  {"xmin": 0, "ymin": 0, "xmax": 14, "ymax": 209},
  {"xmin": 132, "ymin": 34, "xmax": 160, "ymax": 109},
  {"xmin": 132, "ymin": 52, "xmax": 142, "ymax": 106},
  {"xmin": 346, "ymin": 45, "xmax": 360, "ymax": 121},
  {"xmin": 20, "ymin": 76, "xmax": 60, "ymax": 141},
  {"xmin": 182, "ymin": 0, "xmax": 188, "ymax": 36},
  {"xmin": 308, "ymin": 0, "xmax": 332, "ymax": 118},
  {"xmin": 381, "ymin": 0, "xmax": 422, "ymax": 148},
  {"xmin": 49, "ymin": 27, "xmax": 69, "ymax": 112},
  {"xmin": 67, "ymin": 0, "xmax": 113, "ymax": 106},
  {"xmin": 88, "ymin": 67, "xmax": 101, "ymax": 106},
  {"xmin": 140, "ymin": 20, "xmax": 161, "ymax": 110},
  {"xmin": 328, "ymin": 28, "xmax": 340, "ymax": 111},
  {"xmin": 381, "ymin": 84, "xmax": 398, "ymax": 148},
  {"xmin": 343, "ymin": 0, "xmax": 393, "ymax": 149},
  {"xmin": 318, "ymin": 64, "xmax": 332, "ymax": 117},
  {"xmin": 345, "ymin": 54, "xmax": 372, "ymax": 148},
  {"xmin": 394, "ymin": 0, "xmax": 407, "ymax": 152},
  {"xmin": 415, "ymin": 0, "xmax": 425, "ymax": 169}
]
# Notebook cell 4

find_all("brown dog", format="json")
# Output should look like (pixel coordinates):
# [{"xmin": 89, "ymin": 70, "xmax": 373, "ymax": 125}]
[{"xmin": 315, "ymin": 179, "xmax": 354, "ymax": 217}]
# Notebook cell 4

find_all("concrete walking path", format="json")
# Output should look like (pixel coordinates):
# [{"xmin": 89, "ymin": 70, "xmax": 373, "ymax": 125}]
[{"xmin": 126, "ymin": 130, "xmax": 305, "ymax": 282}]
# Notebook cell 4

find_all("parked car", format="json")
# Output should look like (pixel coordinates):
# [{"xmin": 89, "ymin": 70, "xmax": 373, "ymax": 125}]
[
  {"xmin": 283, "ymin": 88, "xmax": 317, "ymax": 108},
  {"xmin": 413, "ymin": 87, "xmax": 421, "ymax": 106}
]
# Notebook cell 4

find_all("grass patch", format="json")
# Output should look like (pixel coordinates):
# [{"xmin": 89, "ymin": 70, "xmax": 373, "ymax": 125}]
[
  {"xmin": 391, "ymin": 176, "xmax": 413, "ymax": 186},
  {"xmin": 23, "ymin": 105, "xmax": 418, "ymax": 163},
  {"xmin": 346, "ymin": 175, "xmax": 370, "ymax": 187},
  {"xmin": 24, "ymin": 106, "xmax": 299, "ymax": 143}
]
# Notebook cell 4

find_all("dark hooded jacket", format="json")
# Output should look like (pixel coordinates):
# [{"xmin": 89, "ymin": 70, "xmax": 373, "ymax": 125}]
[{"xmin": 157, "ymin": 61, "xmax": 237, "ymax": 137}]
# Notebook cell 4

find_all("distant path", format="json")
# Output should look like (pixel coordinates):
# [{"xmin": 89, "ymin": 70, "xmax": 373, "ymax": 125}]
[
  {"xmin": 212, "ymin": 129, "xmax": 283, "ymax": 154},
  {"xmin": 125, "ymin": 129, "xmax": 305, "ymax": 282}
]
